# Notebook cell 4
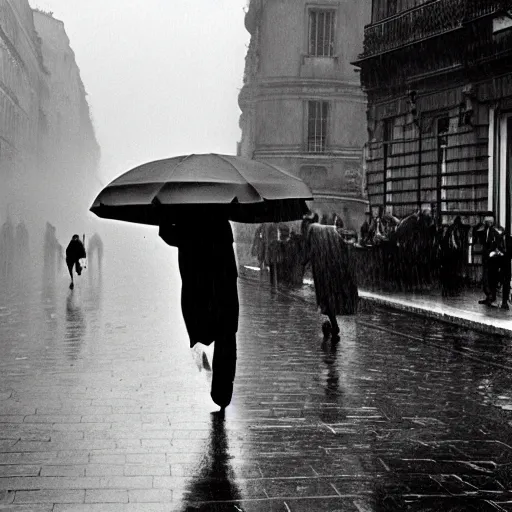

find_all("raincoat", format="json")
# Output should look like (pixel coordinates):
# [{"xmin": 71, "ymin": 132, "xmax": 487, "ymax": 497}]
[
  {"xmin": 159, "ymin": 219, "xmax": 239, "ymax": 348},
  {"xmin": 303, "ymin": 223, "xmax": 358, "ymax": 316}
]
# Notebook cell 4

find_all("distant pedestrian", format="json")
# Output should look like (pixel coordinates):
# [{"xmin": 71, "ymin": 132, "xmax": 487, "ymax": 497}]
[
  {"xmin": 251, "ymin": 224, "xmax": 265, "ymax": 269},
  {"xmin": 476, "ymin": 212, "xmax": 506, "ymax": 307},
  {"xmin": 66, "ymin": 234, "xmax": 86, "ymax": 290},
  {"xmin": 302, "ymin": 214, "xmax": 358, "ymax": 342},
  {"xmin": 87, "ymin": 233, "xmax": 104, "ymax": 274},
  {"xmin": 0, "ymin": 217, "xmax": 14, "ymax": 281},
  {"xmin": 43, "ymin": 222, "xmax": 63, "ymax": 277},
  {"xmin": 159, "ymin": 212, "xmax": 239, "ymax": 409},
  {"xmin": 440, "ymin": 216, "xmax": 466, "ymax": 296}
]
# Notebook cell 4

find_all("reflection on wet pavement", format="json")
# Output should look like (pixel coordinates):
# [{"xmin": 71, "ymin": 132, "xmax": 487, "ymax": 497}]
[{"xmin": 1, "ymin": 238, "xmax": 512, "ymax": 510}]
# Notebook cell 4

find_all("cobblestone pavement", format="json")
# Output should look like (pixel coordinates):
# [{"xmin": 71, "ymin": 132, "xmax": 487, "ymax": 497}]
[{"xmin": 2, "ymin": 232, "xmax": 512, "ymax": 511}]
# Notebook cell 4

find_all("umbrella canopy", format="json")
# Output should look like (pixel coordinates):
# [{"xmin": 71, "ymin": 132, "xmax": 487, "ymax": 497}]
[{"xmin": 90, "ymin": 154, "xmax": 313, "ymax": 224}]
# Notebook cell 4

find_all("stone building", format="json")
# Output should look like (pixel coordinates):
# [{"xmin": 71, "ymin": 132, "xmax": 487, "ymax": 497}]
[
  {"xmin": 238, "ymin": 0, "xmax": 370, "ymax": 230},
  {"xmin": 0, "ymin": 1, "xmax": 99, "ymax": 241},
  {"xmin": 33, "ymin": 10, "xmax": 101, "ymax": 235},
  {"xmin": 354, "ymin": 0, "xmax": 512, "ymax": 235},
  {"xmin": 0, "ymin": 0, "xmax": 48, "ymax": 208}
]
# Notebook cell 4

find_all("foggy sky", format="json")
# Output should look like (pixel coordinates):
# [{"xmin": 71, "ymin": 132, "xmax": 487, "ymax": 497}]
[{"xmin": 29, "ymin": 0, "xmax": 250, "ymax": 186}]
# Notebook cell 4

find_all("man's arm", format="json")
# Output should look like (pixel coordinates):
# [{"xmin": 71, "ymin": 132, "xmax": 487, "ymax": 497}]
[{"xmin": 159, "ymin": 224, "xmax": 179, "ymax": 247}]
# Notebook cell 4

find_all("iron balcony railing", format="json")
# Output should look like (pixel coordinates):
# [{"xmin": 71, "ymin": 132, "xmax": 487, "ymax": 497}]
[{"xmin": 360, "ymin": 0, "xmax": 512, "ymax": 60}]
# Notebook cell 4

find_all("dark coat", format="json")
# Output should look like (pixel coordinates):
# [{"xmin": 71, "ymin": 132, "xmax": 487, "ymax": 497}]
[
  {"xmin": 303, "ymin": 223, "xmax": 358, "ymax": 316},
  {"xmin": 65, "ymin": 239, "xmax": 86, "ymax": 262},
  {"xmin": 476, "ymin": 224, "xmax": 505, "ymax": 262},
  {"xmin": 159, "ymin": 219, "xmax": 239, "ymax": 348}
]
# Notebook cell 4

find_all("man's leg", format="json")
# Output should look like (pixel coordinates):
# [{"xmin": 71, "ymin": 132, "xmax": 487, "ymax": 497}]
[
  {"xmin": 488, "ymin": 259, "xmax": 500, "ymax": 303},
  {"xmin": 211, "ymin": 333, "xmax": 237, "ymax": 409},
  {"xmin": 480, "ymin": 261, "xmax": 492, "ymax": 304},
  {"xmin": 327, "ymin": 312, "xmax": 340, "ymax": 341}
]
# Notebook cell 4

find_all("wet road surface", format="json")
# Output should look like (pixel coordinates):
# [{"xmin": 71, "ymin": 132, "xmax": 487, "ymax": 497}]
[{"xmin": 1, "ymin": 233, "xmax": 512, "ymax": 511}]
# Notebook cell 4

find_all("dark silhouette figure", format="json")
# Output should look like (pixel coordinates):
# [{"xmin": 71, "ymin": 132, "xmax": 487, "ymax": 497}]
[
  {"xmin": 13, "ymin": 221, "xmax": 30, "ymax": 281},
  {"xmin": 251, "ymin": 224, "xmax": 265, "ymax": 269},
  {"xmin": 440, "ymin": 216, "xmax": 466, "ymax": 297},
  {"xmin": 65, "ymin": 234, "xmax": 86, "ymax": 290},
  {"xmin": 0, "ymin": 217, "xmax": 15, "ymax": 281},
  {"xmin": 87, "ymin": 233, "xmax": 104, "ymax": 274},
  {"xmin": 159, "ymin": 214, "xmax": 239, "ymax": 409},
  {"xmin": 302, "ymin": 214, "xmax": 358, "ymax": 342},
  {"xmin": 476, "ymin": 212, "xmax": 506, "ymax": 306},
  {"xmin": 182, "ymin": 411, "xmax": 242, "ymax": 510},
  {"xmin": 43, "ymin": 222, "xmax": 63, "ymax": 278}
]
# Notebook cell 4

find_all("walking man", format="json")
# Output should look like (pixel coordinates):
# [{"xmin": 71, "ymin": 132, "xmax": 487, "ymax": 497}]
[
  {"xmin": 477, "ymin": 212, "xmax": 506, "ymax": 307},
  {"xmin": 66, "ymin": 234, "xmax": 86, "ymax": 290},
  {"xmin": 159, "ymin": 211, "xmax": 239, "ymax": 409}
]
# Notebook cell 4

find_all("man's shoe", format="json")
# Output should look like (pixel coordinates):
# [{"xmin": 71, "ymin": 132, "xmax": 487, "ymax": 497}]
[
  {"xmin": 478, "ymin": 299, "xmax": 491, "ymax": 305},
  {"xmin": 211, "ymin": 382, "xmax": 233, "ymax": 409},
  {"xmin": 501, "ymin": 303, "xmax": 510, "ymax": 311}
]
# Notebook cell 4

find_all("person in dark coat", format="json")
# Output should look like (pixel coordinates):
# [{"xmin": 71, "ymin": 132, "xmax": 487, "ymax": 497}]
[
  {"xmin": 159, "ymin": 214, "xmax": 239, "ymax": 409},
  {"xmin": 65, "ymin": 234, "xmax": 86, "ymax": 290},
  {"xmin": 251, "ymin": 224, "xmax": 265, "ymax": 269},
  {"xmin": 440, "ymin": 216, "xmax": 466, "ymax": 297},
  {"xmin": 476, "ymin": 212, "xmax": 506, "ymax": 306},
  {"xmin": 302, "ymin": 215, "xmax": 358, "ymax": 342}
]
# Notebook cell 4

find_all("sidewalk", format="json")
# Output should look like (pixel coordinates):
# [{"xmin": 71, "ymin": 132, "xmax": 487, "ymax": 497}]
[{"xmin": 241, "ymin": 266, "xmax": 512, "ymax": 337}]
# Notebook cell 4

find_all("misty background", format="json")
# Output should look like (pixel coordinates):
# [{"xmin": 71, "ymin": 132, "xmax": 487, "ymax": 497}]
[
  {"xmin": 1, "ymin": 0, "xmax": 250, "ymax": 281},
  {"xmin": 31, "ymin": 0, "xmax": 249, "ymax": 184}
]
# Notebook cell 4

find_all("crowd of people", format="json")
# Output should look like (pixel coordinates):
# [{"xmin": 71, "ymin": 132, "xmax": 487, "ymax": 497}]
[{"xmin": 251, "ymin": 207, "xmax": 512, "ymax": 311}]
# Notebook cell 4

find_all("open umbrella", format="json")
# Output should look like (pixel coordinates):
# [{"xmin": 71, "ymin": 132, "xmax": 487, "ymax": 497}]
[{"xmin": 90, "ymin": 154, "xmax": 313, "ymax": 224}]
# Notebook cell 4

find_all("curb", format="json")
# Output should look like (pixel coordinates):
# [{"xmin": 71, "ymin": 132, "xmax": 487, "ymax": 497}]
[{"xmin": 239, "ymin": 266, "xmax": 512, "ymax": 337}]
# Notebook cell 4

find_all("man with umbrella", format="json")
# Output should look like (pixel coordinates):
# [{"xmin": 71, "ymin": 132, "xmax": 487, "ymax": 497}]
[
  {"xmin": 159, "ymin": 209, "xmax": 239, "ymax": 408},
  {"xmin": 90, "ymin": 153, "xmax": 312, "ymax": 408}
]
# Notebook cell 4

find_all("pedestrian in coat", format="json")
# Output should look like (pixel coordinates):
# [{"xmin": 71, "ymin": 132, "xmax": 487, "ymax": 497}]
[
  {"xmin": 65, "ymin": 234, "xmax": 86, "ymax": 289},
  {"xmin": 440, "ymin": 216, "xmax": 466, "ymax": 296},
  {"xmin": 302, "ymin": 215, "xmax": 358, "ymax": 341},
  {"xmin": 159, "ymin": 214, "xmax": 239, "ymax": 409},
  {"xmin": 476, "ymin": 212, "xmax": 506, "ymax": 306}
]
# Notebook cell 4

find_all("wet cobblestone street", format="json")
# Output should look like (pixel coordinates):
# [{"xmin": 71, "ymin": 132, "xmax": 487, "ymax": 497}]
[{"xmin": 2, "ymin": 234, "xmax": 512, "ymax": 511}]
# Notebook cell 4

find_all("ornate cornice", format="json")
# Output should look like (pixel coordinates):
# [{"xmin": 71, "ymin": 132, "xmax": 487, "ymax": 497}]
[
  {"xmin": 254, "ymin": 148, "xmax": 362, "ymax": 159},
  {"xmin": 239, "ymin": 77, "xmax": 365, "ymax": 109}
]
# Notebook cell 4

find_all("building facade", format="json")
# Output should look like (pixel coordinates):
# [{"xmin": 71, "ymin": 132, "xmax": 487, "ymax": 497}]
[
  {"xmin": 238, "ymin": 0, "xmax": 370, "ymax": 229},
  {"xmin": 0, "ymin": 0, "xmax": 47, "ymax": 202},
  {"xmin": 355, "ymin": 0, "xmax": 512, "ymax": 235},
  {"xmin": 0, "ymin": 2, "xmax": 99, "ymax": 240},
  {"xmin": 33, "ymin": 10, "xmax": 101, "ymax": 235}
]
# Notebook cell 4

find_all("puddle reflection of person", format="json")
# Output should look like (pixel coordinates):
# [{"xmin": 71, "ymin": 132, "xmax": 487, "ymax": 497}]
[
  {"xmin": 65, "ymin": 291, "xmax": 86, "ymax": 360},
  {"xmin": 182, "ymin": 411, "xmax": 241, "ymax": 510}
]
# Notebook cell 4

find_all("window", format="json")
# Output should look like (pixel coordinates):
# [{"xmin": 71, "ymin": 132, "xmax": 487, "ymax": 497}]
[
  {"xmin": 307, "ymin": 101, "xmax": 329, "ymax": 153},
  {"xmin": 309, "ymin": 10, "xmax": 335, "ymax": 57}
]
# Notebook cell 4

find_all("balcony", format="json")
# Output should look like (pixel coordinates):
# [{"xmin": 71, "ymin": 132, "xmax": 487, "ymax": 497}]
[{"xmin": 358, "ymin": 0, "xmax": 512, "ymax": 61}]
